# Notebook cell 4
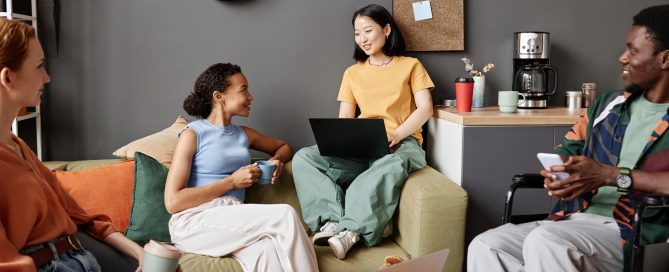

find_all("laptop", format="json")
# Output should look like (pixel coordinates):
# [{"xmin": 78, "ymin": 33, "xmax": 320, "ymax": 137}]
[
  {"xmin": 309, "ymin": 118, "xmax": 390, "ymax": 159},
  {"xmin": 377, "ymin": 249, "xmax": 450, "ymax": 272}
]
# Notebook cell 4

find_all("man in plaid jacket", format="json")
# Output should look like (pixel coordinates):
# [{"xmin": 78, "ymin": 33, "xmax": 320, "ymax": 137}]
[{"xmin": 468, "ymin": 4, "xmax": 669, "ymax": 272}]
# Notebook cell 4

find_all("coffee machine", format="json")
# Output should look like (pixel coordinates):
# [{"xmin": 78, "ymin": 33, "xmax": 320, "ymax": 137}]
[{"xmin": 513, "ymin": 32, "xmax": 558, "ymax": 109}]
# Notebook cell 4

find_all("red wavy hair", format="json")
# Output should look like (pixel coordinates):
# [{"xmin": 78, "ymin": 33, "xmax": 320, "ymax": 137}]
[{"xmin": 0, "ymin": 19, "xmax": 36, "ymax": 71}]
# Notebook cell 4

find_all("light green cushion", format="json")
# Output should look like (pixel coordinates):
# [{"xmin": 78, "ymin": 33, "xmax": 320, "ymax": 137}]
[
  {"xmin": 179, "ymin": 253, "xmax": 243, "ymax": 271},
  {"xmin": 313, "ymin": 240, "xmax": 409, "ymax": 271},
  {"xmin": 43, "ymin": 161, "xmax": 71, "ymax": 171},
  {"xmin": 65, "ymin": 159, "xmax": 127, "ymax": 171},
  {"xmin": 124, "ymin": 152, "xmax": 171, "ymax": 243},
  {"xmin": 180, "ymin": 240, "xmax": 408, "ymax": 272},
  {"xmin": 44, "ymin": 159, "xmax": 125, "ymax": 171}
]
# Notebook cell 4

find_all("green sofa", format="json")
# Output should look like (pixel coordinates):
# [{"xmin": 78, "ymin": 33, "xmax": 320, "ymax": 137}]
[{"xmin": 45, "ymin": 160, "xmax": 468, "ymax": 272}]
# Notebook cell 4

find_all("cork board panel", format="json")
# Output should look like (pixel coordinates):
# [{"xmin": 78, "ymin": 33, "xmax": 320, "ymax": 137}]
[{"xmin": 393, "ymin": 0, "xmax": 464, "ymax": 51}]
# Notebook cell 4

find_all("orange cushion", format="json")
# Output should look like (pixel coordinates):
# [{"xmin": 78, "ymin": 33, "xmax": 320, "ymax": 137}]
[{"xmin": 54, "ymin": 161, "xmax": 135, "ymax": 232}]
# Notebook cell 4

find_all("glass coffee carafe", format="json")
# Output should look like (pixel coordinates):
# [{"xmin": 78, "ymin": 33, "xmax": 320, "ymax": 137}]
[{"xmin": 514, "ymin": 64, "xmax": 558, "ymax": 108}]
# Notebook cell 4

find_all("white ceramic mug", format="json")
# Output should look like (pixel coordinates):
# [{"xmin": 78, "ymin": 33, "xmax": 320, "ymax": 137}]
[{"xmin": 498, "ymin": 91, "xmax": 527, "ymax": 113}]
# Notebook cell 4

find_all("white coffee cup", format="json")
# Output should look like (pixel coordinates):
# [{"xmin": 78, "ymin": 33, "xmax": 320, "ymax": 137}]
[
  {"xmin": 143, "ymin": 240, "xmax": 182, "ymax": 272},
  {"xmin": 498, "ymin": 91, "xmax": 527, "ymax": 113}
]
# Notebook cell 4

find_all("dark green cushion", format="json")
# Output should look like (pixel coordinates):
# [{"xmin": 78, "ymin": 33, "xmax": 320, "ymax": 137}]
[{"xmin": 124, "ymin": 152, "xmax": 171, "ymax": 243}]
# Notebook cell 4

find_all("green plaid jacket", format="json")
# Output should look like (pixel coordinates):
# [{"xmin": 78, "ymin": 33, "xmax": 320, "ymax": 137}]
[{"xmin": 553, "ymin": 89, "xmax": 669, "ymax": 270}]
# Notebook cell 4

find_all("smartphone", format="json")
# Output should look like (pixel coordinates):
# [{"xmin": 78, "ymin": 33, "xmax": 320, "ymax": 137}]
[{"xmin": 537, "ymin": 153, "xmax": 569, "ymax": 180}]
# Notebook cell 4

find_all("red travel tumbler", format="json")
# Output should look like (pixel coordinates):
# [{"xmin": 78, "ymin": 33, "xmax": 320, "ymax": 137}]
[{"xmin": 455, "ymin": 77, "xmax": 474, "ymax": 113}]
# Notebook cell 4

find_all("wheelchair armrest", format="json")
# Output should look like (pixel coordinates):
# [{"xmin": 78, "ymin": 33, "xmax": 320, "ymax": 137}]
[
  {"xmin": 511, "ymin": 173, "xmax": 545, "ymax": 188},
  {"xmin": 503, "ymin": 173, "xmax": 546, "ymax": 224},
  {"xmin": 631, "ymin": 194, "xmax": 669, "ymax": 271},
  {"xmin": 643, "ymin": 195, "xmax": 669, "ymax": 207}
]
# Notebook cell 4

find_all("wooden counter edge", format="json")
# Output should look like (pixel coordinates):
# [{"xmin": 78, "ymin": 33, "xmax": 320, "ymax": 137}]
[{"xmin": 432, "ymin": 106, "xmax": 583, "ymax": 126}]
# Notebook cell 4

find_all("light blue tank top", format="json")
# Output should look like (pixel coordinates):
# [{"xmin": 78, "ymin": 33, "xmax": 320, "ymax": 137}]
[{"xmin": 183, "ymin": 119, "xmax": 251, "ymax": 201}]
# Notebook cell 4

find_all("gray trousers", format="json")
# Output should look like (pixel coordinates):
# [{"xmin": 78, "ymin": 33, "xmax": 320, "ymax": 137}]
[{"xmin": 467, "ymin": 212, "xmax": 623, "ymax": 272}]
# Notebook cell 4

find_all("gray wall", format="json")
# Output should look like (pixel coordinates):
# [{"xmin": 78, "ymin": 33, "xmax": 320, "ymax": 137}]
[{"xmin": 36, "ymin": 0, "xmax": 667, "ymax": 160}]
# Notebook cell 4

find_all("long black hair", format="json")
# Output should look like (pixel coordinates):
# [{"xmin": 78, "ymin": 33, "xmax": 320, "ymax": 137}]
[
  {"xmin": 183, "ymin": 63, "xmax": 242, "ymax": 119},
  {"xmin": 352, "ymin": 4, "xmax": 406, "ymax": 62}
]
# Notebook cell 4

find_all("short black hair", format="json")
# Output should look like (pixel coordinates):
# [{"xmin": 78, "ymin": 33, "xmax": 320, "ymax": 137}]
[
  {"xmin": 183, "ymin": 63, "xmax": 242, "ymax": 119},
  {"xmin": 633, "ymin": 4, "xmax": 669, "ymax": 53},
  {"xmin": 352, "ymin": 4, "xmax": 406, "ymax": 62}
]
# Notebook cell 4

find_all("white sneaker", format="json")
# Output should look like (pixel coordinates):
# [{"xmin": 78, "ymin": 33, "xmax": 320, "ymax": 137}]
[
  {"xmin": 328, "ymin": 230, "xmax": 360, "ymax": 259},
  {"xmin": 312, "ymin": 221, "xmax": 338, "ymax": 246}
]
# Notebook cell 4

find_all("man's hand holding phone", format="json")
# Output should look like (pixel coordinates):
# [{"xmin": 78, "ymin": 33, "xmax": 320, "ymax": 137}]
[
  {"xmin": 537, "ymin": 153, "xmax": 569, "ymax": 181},
  {"xmin": 538, "ymin": 154, "xmax": 618, "ymax": 201}
]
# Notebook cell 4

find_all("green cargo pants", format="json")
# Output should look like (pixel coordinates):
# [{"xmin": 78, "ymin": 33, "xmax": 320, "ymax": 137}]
[{"xmin": 292, "ymin": 137, "xmax": 426, "ymax": 246}]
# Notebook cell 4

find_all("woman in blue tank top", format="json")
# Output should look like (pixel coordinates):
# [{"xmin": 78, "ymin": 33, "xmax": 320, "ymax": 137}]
[{"xmin": 163, "ymin": 63, "xmax": 318, "ymax": 272}]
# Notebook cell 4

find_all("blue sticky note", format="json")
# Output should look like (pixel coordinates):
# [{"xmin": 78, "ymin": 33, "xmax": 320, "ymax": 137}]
[{"xmin": 412, "ymin": 1, "xmax": 433, "ymax": 21}]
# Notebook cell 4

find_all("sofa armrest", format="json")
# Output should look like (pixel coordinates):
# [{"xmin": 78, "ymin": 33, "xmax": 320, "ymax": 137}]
[{"xmin": 394, "ymin": 166, "xmax": 468, "ymax": 272}]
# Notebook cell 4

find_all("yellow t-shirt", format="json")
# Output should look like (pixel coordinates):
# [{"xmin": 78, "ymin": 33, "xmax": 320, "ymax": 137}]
[{"xmin": 337, "ymin": 56, "xmax": 434, "ymax": 145}]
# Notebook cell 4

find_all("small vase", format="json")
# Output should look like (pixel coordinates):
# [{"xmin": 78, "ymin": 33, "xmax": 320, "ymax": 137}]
[{"xmin": 472, "ymin": 75, "xmax": 485, "ymax": 108}]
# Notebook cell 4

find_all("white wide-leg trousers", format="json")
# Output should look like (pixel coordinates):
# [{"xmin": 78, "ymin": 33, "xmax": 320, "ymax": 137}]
[{"xmin": 169, "ymin": 197, "xmax": 319, "ymax": 272}]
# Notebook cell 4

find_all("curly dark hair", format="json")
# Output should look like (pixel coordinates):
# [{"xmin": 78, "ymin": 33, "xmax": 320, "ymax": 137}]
[
  {"xmin": 352, "ymin": 4, "xmax": 406, "ymax": 62},
  {"xmin": 633, "ymin": 4, "xmax": 669, "ymax": 53},
  {"xmin": 183, "ymin": 63, "xmax": 242, "ymax": 119}
]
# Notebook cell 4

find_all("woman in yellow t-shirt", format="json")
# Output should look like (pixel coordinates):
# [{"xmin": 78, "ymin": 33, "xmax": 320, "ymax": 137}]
[{"xmin": 292, "ymin": 4, "xmax": 435, "ymax": 259}]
